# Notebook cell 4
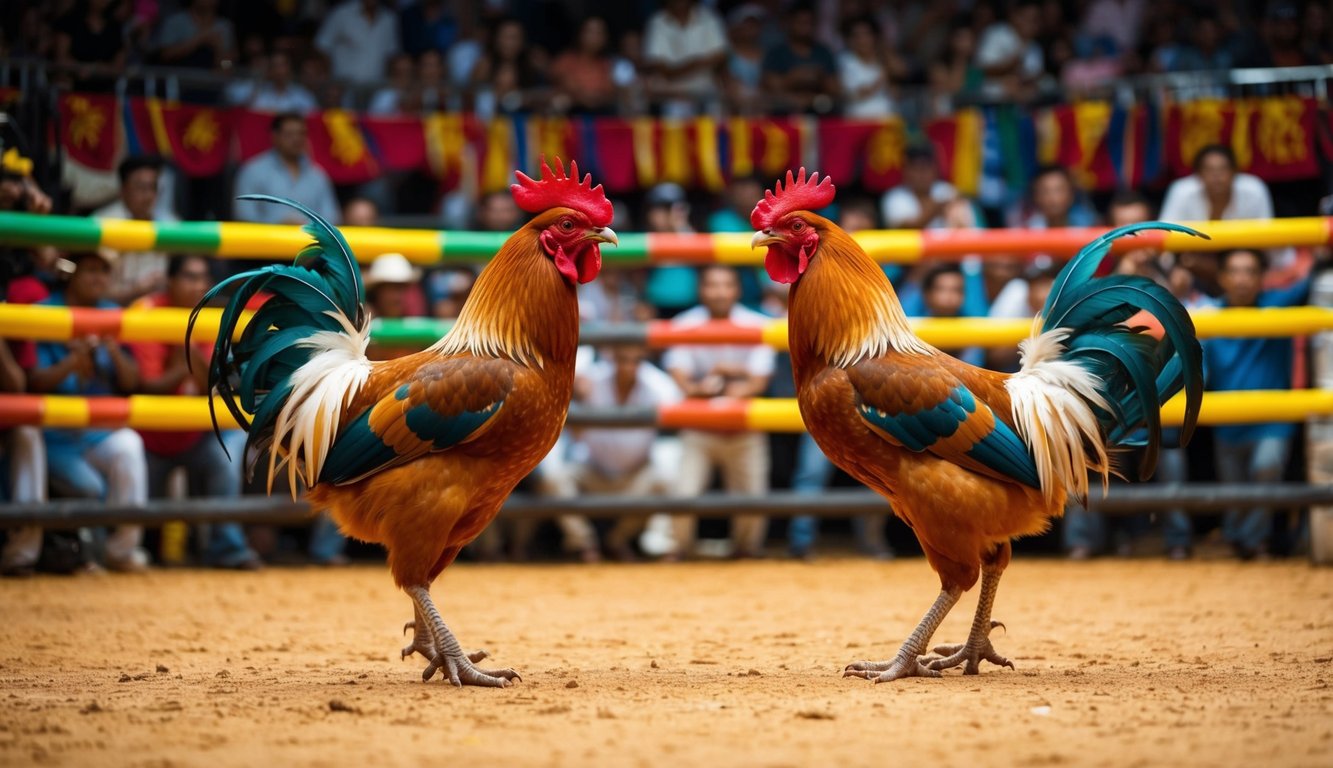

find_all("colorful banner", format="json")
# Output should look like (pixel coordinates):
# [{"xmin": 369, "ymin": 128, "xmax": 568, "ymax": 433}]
[
  {"xmin": 126, "ymin": 99, "xmax": 231, "ymax": 177},
  {"xmin": 59, "ymin": 93, "xmax": 118, "ymax": 171},
  {"xmin": 1165, "ymin": 96, "xmax": 1318, "ymax": 182},
  {"xmin": 53, "ymin": 94, "xmax": 1328, "ymax": 195}
]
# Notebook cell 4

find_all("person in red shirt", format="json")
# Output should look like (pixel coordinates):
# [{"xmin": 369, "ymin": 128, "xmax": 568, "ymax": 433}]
[{"xmin": 130, "ymin": 255, "xmax": 260, "ymax": 569}]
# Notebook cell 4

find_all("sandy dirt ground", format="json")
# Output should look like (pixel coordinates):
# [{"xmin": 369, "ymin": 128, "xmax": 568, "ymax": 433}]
[{"xmin": 1, "ymin": 559, "xmax": 1331, "ymax": 768}]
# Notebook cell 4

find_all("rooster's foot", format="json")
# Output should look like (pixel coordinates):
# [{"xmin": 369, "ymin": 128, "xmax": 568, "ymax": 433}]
[
  {"xmin": 401, "ymin": 620, "xmax": 490, "ymax": 664},
  {"xmin": 843, "ymin": 653, "xmax": 942, "ymax": 682},
  {"xmin": 423, "ymin": 650, "xmax": 521, "ymax": 687},
  {"xmin": 925, "ymin": 621, "xmax": 1014, "ymax": 675}
]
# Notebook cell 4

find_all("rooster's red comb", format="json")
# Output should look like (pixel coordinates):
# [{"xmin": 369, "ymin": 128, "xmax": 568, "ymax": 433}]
[
  {"xmin": 750, "ymin": 168, "xmax": 836, "ymax": 230},
  {"xmin": 510, "ymin": 156, "xmax": 613, "ymax": 227}
]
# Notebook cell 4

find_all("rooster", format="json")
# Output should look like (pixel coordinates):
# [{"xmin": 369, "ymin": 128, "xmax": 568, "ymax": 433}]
[
  {"xmin": 751, "ymin": 170, "xmax": 1204, "ymax": 682},
  {"xmin": 187, "ymin": 159, "xmax": 616, "ymax": 687}
]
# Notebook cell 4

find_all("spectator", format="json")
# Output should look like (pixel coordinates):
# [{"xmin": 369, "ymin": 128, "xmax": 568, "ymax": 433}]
[
  {"xmin": 364, "ymin": 253, "xmax": 421, "ymax": 321},
  {"xmin": 156, "ymin": 0, "xmax": 237, "ymax": 71},
  {"xmin": 54, "ymin": 0, "xmax": 126, "ymax": 71},
  {"xmin": 28, "ymin": 251, "xmax": 148, "ymax": 572},
  {"xmin": 315, "ymin": 0, "xmax": 400, "ymax": 88},
  {"xmin": 129, "ymin": 255, "xmax": 261, "ymax": 570},
  {"xmin": 1160, "ymin": 144, "xmax": 1284, "ymax": 295},
  {"xmin": 1205, "ymin": 248, "xmax": 1309, "ymax": 560},
  {"xmin": 233, "ymin": 113, "xmax": 340, "ymax": 226},
  {"xmin": 927, "ymin": 17, "xmax": 981, "ymax": 117},
  {"xmin": 920, "ymin": 264, "xmax": 986, "ymax": 367},
  {"xmin": 1011, "ymin": 164, "xmax": 1098, "ymax": 229},
  {"xmin": 761, "ymin": 3, "xmax": 839, "ymax": 115},
  {"xmin": 665, "ymin": 266, "xmax": 776, "ymax": 559},
  {"xmin": 643, "ymin": 183, "xmax": 699, "ymax": 317},
  {"xmin": 839, "ymin": 16, "xmax": 894, "ymax": 118},
  {"xmin": 416, "ymin": 49, "xmax": 452, "ymax": 112},
  {"xmin": 550, "ymin": 16, "xmax": 618, "ymax": 115},
  {"xmin": 471, "ymin": 17, "xmax": 544, "ymax": 117},
  {"xmin": 724, "ymin": 4, "xmax": 766, "ymax": 114},
  {"xmin": 399, "ymin": 0, "xmax": 458, "ymax": 59},
  {"xmin": 94, "ymin": 156, "xmax": 178, "ymax": 306},
  {"xmin": 0, "ymin": 328, "xmax": 45, "ymax": 577},
  {"xmin": 476, "ymin": 188, "xmax": 523, "ymax": 232},
  {"xmin": 539, "ymin": 345, "xmax": 684, "ymax": 562},
  {"xmin": 236, "ymin": 50, "xmax": 318, "ymax": 113},
  {"xmin": 1079, "ymin": 0, "xmax": 1145, "ymax": 56},
  {"xmin": 368, "ymin": 53, "xmax": 416, "ymax": 115},
  {"xmin": 643, "ymin": 0, "xmax": 728, "ymax": 117},
  {"xmin": 975, "ymin": 0, "xmax": 1045, "ymax": 101},
  {"xmin": 881, "ymin": 143, "xmax": 976, "ymax": 230},
  {"xmin": 707, "ymin": 176, "xmax": 764, "ymax": 233},
  {"xmin": 1160, "ymin": 144, "xmax": 1274, "ymax": 223},
  {"xmin": 342, "ymin": 196, "xmax": 379, "ymax": 228},
  {"xmin": 426, "ymin": 268, "xmax": 476, "ymax": 320},
  {"xmin": 1171, "ymin": 11, "xmax": 1233, "ymax": 71}
]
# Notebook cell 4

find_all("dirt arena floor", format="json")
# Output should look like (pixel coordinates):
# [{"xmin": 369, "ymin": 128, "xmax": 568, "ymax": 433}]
[{"xmin": 1, "ymin": 558, "xmax": 1330, "ymax": 768}]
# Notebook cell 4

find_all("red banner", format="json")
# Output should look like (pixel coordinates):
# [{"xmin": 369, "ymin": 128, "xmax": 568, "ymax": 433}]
[
  {"xmin": 59, "ymin": 93, "xmax": 118, "ymax": 171},
  {"xmin": 127, "ymin": 99, "xmax": 231, "ymax": 177},
  {"xmin": 1165, "ymin": 97, "xmax": 1317, "ymax": 182},
  {"xmin": 51, "ymin": 92, "xmax": 1328, "ymax": 194},
  {"xmin": 305, "ymin": 110, "xmax": 378, "ymax": 185}
]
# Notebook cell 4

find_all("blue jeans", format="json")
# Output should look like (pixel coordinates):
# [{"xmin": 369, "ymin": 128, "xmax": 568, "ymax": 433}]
[
  {"xmin": 789, "ymin": 433, "xmax": 834, "ymax": 554},
  {"xmin": 1215, "ymin": 436, "xmax": 1290, "ymax": 553},
  {"xmin": 146, "ymin": 431, "xmax": 257, "ymax": 568},
  {"xmin": 1064, "ymin": 446, "xmax": 1191, "ymax": 553},
  {"xmin": 789, "ymin": 433, "xmax": 888, "ymax": 555}
]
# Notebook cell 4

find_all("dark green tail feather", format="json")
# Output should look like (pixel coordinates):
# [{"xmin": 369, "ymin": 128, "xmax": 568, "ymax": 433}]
[
  {"xmin": 185, "ymin": 196, "xmax": 366, "ymax": 474},
  {"xmin": 1039, "ymin": 221, "xmax": 1207, "ymax": 480}
]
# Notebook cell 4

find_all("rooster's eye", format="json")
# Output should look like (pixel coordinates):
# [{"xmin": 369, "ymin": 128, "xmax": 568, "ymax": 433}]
[
  {"xmin": 560, "ymin": 219, "xmax": 574, "ymax": 231},
  {"xmin": 791, "ymin": 220, "xmax": 805, "ymax": 232}
]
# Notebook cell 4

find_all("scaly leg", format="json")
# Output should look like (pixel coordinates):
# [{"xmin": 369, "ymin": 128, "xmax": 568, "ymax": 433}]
[
  {"xmin": 844, "ymin": 587, "xmax": 962, "ymax": 683},
  {"xmin": 926, "ymin": 565, "xmax": 1015, "ymax": 675},
  {"xmin": 404, "ymin": 585, "xmax": 520, "ymax": 687}
]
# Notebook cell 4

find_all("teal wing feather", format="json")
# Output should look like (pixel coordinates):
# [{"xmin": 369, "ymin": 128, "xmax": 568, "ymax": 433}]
[
  {"xmin": 846, "ymin": 360, "xmax": 1041, "ymax": 489},
  {"xmin": 318, "ymin": 357, "xmax": 516, "ymax": 485}
]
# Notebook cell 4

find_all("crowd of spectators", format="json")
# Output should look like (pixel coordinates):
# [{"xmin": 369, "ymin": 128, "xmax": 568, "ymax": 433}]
[
  {"xmin": 1, "ymin": 0, "xmax": 1329, "ymax": 573},
  {"xmin": 2, "ymin": 131, "xmax": 1322, "ymax": 572},
  {"xmin": 4, "ymin": 0, "xmax": 1332, "ymax": 120}
]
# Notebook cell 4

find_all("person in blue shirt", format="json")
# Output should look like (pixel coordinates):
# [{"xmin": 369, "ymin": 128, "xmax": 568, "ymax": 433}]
[
  {"xmin": 28, "ymin": 251, "xmax": 150, "ymax": 572},
  {"xmin": 1205, "ymin": 248, "xmax": 1309, "ymax": 559}
]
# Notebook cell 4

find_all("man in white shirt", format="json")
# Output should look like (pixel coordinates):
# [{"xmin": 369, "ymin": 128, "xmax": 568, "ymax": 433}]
[
  {"xmin": 974, "ymin": 0, "xmax": 1044, "ymax": 100},
  {"xmin": 880, "ymin": 144, "xmax": 972, "ymax": 230},
  {"xmin": 539, "ymin": 346, "xmax": 684, "ymax": 562},
  {"xmin": 1160, "ymin": 143, "xmax": 1290, "ymax": 279},
  {"xmin": 235, "ymin": 51, "xmax": 318, "ymax": 114},
  {"xmin": 664, "ymin": 266, "xmax": 776, "ymax": 558},
  {"xmin": 1160, "ymin": 144, "xmax": 1275, "ymax": 223},
  {"xmin": 93, "ymin": 157, "xmax": 179, "ymax": 305},
  {"xmin": 643, "ymin": 0, "xmax": 728, "ymax": 117},
  {"xmin": 315, "ymin": 0, "xmax": 401, "ymax": 87}
]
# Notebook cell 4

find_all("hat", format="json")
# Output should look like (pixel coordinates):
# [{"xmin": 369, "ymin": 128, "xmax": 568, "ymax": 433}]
[
  {"xmin": 645, "ymin": 182, "xmax": 687, "ymax": 208},
  {"xmin": 364, "ymin": 253, "xmax": 420, "ymax": 288}
]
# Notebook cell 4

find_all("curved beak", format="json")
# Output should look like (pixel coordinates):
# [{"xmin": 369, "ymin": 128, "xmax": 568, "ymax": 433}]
[
  {"xmin": 586, "ymin": 226, "xmax": 618, "ymax": 246},
  {"xmin": 751, "ymin": 229, "xmax": 783, "ymax": 249}
]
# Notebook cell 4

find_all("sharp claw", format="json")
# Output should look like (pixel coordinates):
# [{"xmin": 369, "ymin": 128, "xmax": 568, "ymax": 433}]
[
  {"xmin": 466, "ymin": 649, "xmax": 490, "ymax": 664},
  {"xmin": 990, "ymin": 621, "xmax": 1006, "ymax": 634},
  {"xmin": 403, "ymin": 621, "xmax": 415, "ymax": 636}
]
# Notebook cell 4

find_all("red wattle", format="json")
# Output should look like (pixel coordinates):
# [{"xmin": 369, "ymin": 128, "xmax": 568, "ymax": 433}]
[
  {"xmin": 577, "ymin": 245, "xmax": 602, "ymax": 284},
  {"xmin": 764, "ymin": 247, "xmax": 802, "ymax": 284}
]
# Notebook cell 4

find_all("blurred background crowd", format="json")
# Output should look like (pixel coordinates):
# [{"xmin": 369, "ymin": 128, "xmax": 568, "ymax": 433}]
[{"xmin": 2, "ymin": 0, "xmax": 1332, "ymax": 575}]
